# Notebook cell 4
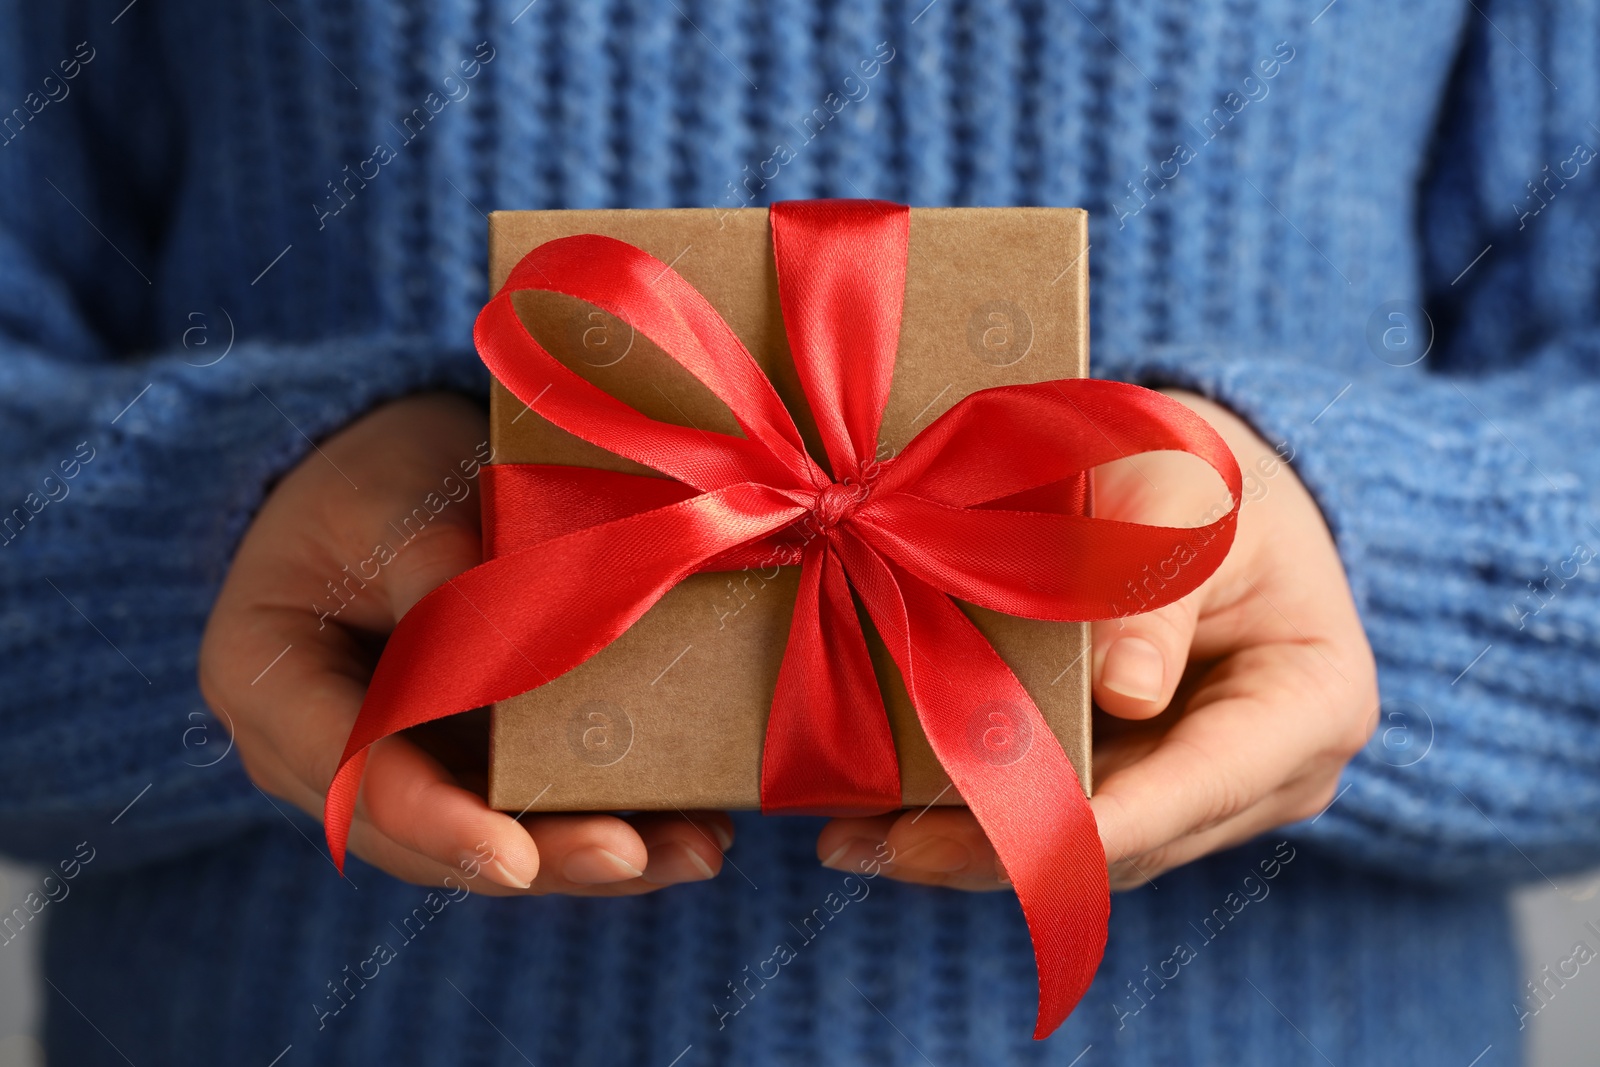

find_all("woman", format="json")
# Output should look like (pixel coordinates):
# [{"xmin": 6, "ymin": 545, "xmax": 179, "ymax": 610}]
[{"xmin": 2, "ymin": 1, "xmax": 1597, "ymax": 1063}]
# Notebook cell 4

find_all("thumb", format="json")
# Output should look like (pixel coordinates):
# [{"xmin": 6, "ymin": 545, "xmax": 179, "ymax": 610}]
[{"xmin": 1091, "ymin": 591, "xmax": 1201, "ymax": 718}]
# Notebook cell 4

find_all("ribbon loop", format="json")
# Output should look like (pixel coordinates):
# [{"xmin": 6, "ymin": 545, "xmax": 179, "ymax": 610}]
[
  {"xmin": 325, "ymin": 200, "xmax": 1243, "ymax": 1040},
  {"xmin": 770, "ymin": 199, "xmax": 908, "ymax": 483},
  {"xmin": 478, "ymin": 235, "xmax": 821, "ymax": 493}
]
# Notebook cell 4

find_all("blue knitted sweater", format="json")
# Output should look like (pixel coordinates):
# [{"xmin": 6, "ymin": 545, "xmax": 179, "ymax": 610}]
[{"xmin": 4, "ymin": 1, "xmax": 1600, "ymax": 1064}]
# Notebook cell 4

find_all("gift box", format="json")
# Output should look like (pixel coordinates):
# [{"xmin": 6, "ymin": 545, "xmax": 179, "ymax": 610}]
[
  {"xmin": 481, "ymin": 205, "xmax": 1094, "ymax": 813},
  {"xmin": 326, "ymin": 199, "xmax": 1242, "ymax": 1037}
]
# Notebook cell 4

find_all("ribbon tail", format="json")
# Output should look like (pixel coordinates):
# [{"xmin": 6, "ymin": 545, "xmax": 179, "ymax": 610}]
[
  {"xmin": 325, "ymin": 484, "xmax": 805, "ymax": 870},
  {"xmin": 760, "ymin": 537, "xmax": 900, "ymax": 816},
  {"xmin": 836, "ymin": 536, "xmax": 1107, "ymax": 1039}
]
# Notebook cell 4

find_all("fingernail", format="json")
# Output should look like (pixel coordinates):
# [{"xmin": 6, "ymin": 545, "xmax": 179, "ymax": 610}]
[
  {"xmin": 458, "ymin": 851, "xmax": 533, "ymax": 890},
  {"xmin": 710, "ymin": 823, "xmax": 734, "ymax": 851},
  {"xmin": 561, "ymin": 847, "xmax": 645, "ymax": 884},
  {"xmin": 642, "ymin": 841, "xmax": 717, "ymax": 885},
  {"xmin": 894, "ymin": 836, "xmax": 971, "ymax": 874},
  {"xmin": 1101, "ymin": 636, "xmax": 1165, "ymax": 703},
  {"xmin": 995, "ymin": 860, "xmax": 1012, "ymax": 886},
  {"xmin": 486, "ymin": 859, "xmax": 532, "ymax": 890},
  {"xmin": 821, "ymin": 837, "xmax": 884, "ymax": 873}
]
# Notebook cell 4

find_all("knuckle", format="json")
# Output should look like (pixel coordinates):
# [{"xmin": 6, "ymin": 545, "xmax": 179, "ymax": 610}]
[
  {"xmin": 385, "ymin": 522, "xmax": 481, "ymax": 610},
  {"xmin": 398, "ymin": 519, "xmax": 478, "ymax": 573},
  {"xmin": 1202, "ymin": 776, "xmax": 1250, "ymax": 832},
  {"xmin": 1335, "ymin": 681, "xmax": 1382, "ymax": 760},
  {"xmin": 195, "ymin": 643, "xmax": 229, "ymax": 711},
  {"xmin": 234, "ymin": 745, "xmax": 276, "ymax": 793},
  {"xmin": 1170, "ymin": 737, "xmax": 1251, "ymax": 832},
  {"xmin": 1111, "ymin": 846, "xmax": 1170, "ymax": 891},
  {"xmin": 1132, "ymin": 600, "xmax": 1198, "ymax": 656},
  {"xmin": 196, "ymin": 666, "xmax": 222, "ymax": 712},
  {"xmin": 1290, "ymin": 779, "xmax": 1341, "ymax": 824},
  {"xmin": 1342, "ymin": 716, "xmax": 1377, "ymax": 760}
]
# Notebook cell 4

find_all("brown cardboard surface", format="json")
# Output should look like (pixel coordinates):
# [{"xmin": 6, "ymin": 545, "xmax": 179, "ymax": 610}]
[{"xmin": 483, "ymin": 207, "xmax": 1091, "ymax": 812}]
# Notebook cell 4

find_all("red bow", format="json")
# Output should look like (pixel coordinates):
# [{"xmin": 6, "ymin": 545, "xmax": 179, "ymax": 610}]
[{"xmin": 324, "ymin": 199, "xmax": 1241, "ymax": 1038}]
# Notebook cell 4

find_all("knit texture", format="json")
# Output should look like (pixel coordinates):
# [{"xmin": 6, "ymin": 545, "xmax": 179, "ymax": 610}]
[{"xmin": 2, "ymin": 1, "xmax": 1598, "ymax": 1064}]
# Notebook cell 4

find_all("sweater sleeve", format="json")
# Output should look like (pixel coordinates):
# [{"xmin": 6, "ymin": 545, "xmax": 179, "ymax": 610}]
[
  {"xmin": 1098, "ymin": 2, "xmax": 1600, "ymax": 886},
  {"xmin": 0, "ymin": 9, "xmax": 485, "ymax": 871}
]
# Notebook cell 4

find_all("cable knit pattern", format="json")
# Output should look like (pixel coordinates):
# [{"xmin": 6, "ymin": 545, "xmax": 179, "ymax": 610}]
[{"xmin": 2, "ymin": 1, "xmax": 1597, "ymax": 1064}]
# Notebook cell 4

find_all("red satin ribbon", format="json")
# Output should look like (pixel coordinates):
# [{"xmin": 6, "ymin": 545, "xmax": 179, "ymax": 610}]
[{"xmin": 324, "ymin": 199, "xmax": 1242, "ymax": 1039}]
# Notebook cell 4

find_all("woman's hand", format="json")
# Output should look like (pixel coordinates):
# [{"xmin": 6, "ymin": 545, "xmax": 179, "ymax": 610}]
[
  {"xmin": 817, "ymin": 390, "xmax": 1378, "ymax": 890},
  {"xmin": 199, "ymin": 393, "xmax": 732, "ymax": 896}
]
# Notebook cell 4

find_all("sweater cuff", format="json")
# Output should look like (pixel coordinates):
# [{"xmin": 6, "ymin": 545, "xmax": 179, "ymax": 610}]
[
  {"xmin": 1097, "ymin": 347, "xmax": 1600, "ymax": 882},
  {"xmin": 0, "ymin": 335, "xmax": 487, "ymax": 871}
]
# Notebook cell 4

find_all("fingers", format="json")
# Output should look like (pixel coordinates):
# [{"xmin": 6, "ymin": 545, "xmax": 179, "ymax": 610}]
[
  {"xmin": 1091, "ymin": 702, "xmax": 1285, "ymax": 865},
  {"xmin": 1091, "ymin": 592, "xmax": 1203, "ymax": 719},
  {"xmin": 635, "ymin": 812, "xmax": 732, "ymax": 885},
  {"xmin": 808, "ymin": 658, "xmax": 1339, "ymax": 895},
  {"xmin": 352, "ymin": 780, "xmax": 734, "ymax": 898},
  {"xmin": 886, "ymin": 807, "xmax": 1007, "ymax": 890},
  {"xmin": 353, "ymin": 731, "xmax": 734, "ymax": 895},
  {"xmin": 233, "ymin": 629, "xmax": 735, "ymax": 899},
  {"xmin": 513, "ymin": 810, "xmax": 731, "ymax": 896},
  {"xmin": 817, "ymin": 813, "xmax": 900, "ymax": 876},
  {"xmin": 1090, "ymin": 643, "xmax": 1362, "ymax": 869},
  {"xmin": 817, "ymin": 808, "xmax": 1008, "ymax": 892},
  {"xmin": 1104, "ymin": 775, "xmax": 1333, "ymax": 890},
  {"xmin": 201, "ymin": 395, "xmax": 744, "ymax": 899},
  {"xmin": 360, "ymin": 736, "xmax": 539, "ymax": 888},
  {"xmin": 343, "ymin": 819, "xmax": 526, "ymax": 895}
]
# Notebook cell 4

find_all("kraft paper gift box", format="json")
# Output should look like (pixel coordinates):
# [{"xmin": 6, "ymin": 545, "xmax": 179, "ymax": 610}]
[{"xmin": 482, "ymin": 206, "xmax": 1092, "ymax": 813}]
